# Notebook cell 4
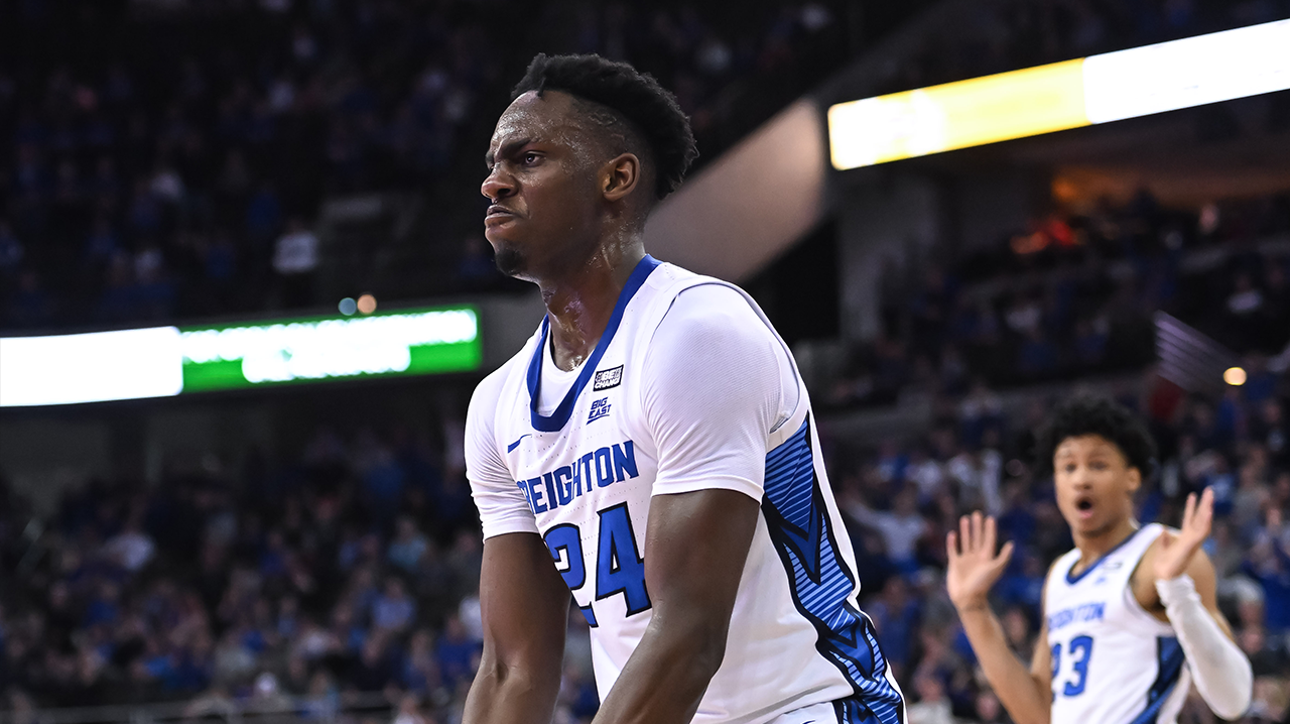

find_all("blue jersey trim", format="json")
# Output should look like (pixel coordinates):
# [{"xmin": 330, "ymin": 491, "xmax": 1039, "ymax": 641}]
[
  {"xmin": 1127, "ymin": 637, "xmax": 1185, "ymax": 724},
  {"xmin": 762, "ymin": 419, "xmax": 904, "ymax": 724},
  {"xmin": 834, "ymin": 696, "xmax": 904, "ymax": 724},
  {"xmin": 1065, "ymin": 525, "xmax": 1148, "ymax": 584},
  {"xmin": 525, "ymin": 255, "xmax": 661, "ymax": 433}
]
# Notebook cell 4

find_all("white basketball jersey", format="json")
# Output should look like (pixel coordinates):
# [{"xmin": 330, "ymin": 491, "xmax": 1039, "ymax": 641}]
[
  {"xmin": 1044, "ymin": 523, "xmax": 1190, "ymax": 724},
  {"xmin": 466, "ymin": 257, "xmax": 905, "ymax": 724}
]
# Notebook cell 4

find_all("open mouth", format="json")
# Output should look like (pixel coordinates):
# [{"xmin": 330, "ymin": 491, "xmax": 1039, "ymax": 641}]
[{"xmin": 1075, "ymin": 497, "xmax": 1094, "ymax": 518}]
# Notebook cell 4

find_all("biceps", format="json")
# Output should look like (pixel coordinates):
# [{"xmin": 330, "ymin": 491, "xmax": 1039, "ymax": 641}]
[
  {"xmin": 479, "ymin": 533, "xmax": 570, "ymax": 667},
  {"xmin": 643, "ymin": 490, "xmax": 761, "ymax": 625}
]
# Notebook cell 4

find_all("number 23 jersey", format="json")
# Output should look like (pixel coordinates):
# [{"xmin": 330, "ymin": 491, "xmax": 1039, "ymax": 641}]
[
  {"xmin": 466, "ymin": 257, "xmax": 904, "ymax": 724},
  {"xmin": 1044, "ymin": 523, "xmax": 1190, "ymax": 724}
]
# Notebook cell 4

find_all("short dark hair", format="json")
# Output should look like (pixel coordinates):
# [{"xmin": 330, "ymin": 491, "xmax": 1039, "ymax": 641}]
[
  {"xmin": 512, "ymin": 53, "xmax": 698, "ymax": 200},
  {"xmin": 1034, "ymin": 396, "xmax": 1157, "ymax": 478}
]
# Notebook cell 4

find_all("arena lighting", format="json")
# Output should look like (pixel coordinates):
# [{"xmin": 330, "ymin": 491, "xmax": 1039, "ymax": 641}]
[
  {"xmin": 828, "ymin": 18, "xmax": 1290, "ymax": 170},
  {"xmin": 0, "ymin": 327, "xmax": 184, "ymax": 407},
  {"xmin": 0, "ymin": 305, "xmax": 481, "ymax": 407},
  {"xmin": 1224, "ymin": 367, "xmax": 1247, "ymax": 386}
]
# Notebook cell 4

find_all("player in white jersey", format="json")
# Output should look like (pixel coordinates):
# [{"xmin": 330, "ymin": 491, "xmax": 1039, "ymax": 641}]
[
  {"xmin": 946, "ymin": 396, "xmax": 1252, "ymax": 724},
  {"xmin": 461, "ymin": 54, "xmax": 905, "ymax": 724}
]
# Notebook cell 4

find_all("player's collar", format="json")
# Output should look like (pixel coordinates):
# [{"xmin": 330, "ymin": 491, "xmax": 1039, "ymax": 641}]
[
  {"xmin": 525, "ymin": 254, "xmax": 661, "ymax": 432},
  {"xmin": 1066, "ymin": 523, "xmax": 1145, "ymax": 584}
]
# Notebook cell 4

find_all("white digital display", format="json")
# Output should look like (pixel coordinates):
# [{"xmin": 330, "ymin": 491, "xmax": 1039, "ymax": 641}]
[{"xmin": 0, "ymin": 327, "xmax": 185, "ymax": 407}]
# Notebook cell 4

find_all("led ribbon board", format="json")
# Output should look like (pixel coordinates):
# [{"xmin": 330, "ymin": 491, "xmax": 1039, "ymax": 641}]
[
  {"xmin": 0, "ymin": 305, "xmax": 481, "ymax": 407},
  {"xmin": 828, "ymin": 18, "xmax": 1290, "ymax": 170}
]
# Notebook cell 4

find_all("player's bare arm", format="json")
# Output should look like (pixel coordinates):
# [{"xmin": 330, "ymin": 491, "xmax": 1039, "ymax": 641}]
[
  {"xmin": 463, "ymin": 532, "xmax": 571, "ymax": 724},
  {"xmin": 1132, "ymin": 488, "xmax": 1233, "ymax": 637},
  {"xmin": 1132, "ymin": 488, "xmax": 1252, "ymax": 719},
  {"xmin": 591, "ymin": 488, "xmax": 761, "ymax": 724},
  {"xmin": 947, "ymin": 511, "xmax": 1051, "ymax": 724}
]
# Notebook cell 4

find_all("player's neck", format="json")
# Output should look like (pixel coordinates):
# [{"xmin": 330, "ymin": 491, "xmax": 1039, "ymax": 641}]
[
  {"xmin": 538, "ymin": 237, "xmax": 645, "ymax": 371},
  {"xmin": 1071, "ymin": 516, "xmax": 1140, "ymax": 567}
]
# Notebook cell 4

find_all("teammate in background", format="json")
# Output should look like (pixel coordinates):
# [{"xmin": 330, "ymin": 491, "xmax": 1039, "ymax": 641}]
[
  {"xmin": 946, "ymin": 396, "xmax": 1252, "ymax": 723},
  {"xmin": 462, "ymin": 54, "xmax": 905, "ymax": 724}
]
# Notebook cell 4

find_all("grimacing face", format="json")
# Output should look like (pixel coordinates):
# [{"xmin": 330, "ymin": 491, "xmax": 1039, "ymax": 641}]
[
  {"xmin": 480, "ymin": 90, "xmax": 608, "ymax": 280},
  {"xmin": 1052, "ymin": 434, "xmax": 1141, "ymax": 538}
]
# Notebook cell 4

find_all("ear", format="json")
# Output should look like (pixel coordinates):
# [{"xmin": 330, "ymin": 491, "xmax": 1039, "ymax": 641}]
[
  {"xmin": 600, "ymin": 153, "xmax": 641, "ymax": 204},
  {"xmin": 1126, "ymin": 466, "xmax": 1142, "ymax": 495}
]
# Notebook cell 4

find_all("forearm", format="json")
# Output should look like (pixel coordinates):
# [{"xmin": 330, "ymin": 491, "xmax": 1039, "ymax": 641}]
[
  {"xmin": 957, "ymin": 607, "xmax": 1050, "ymax": 724},
  {"xmin": 1156, "ymin": 576, "xmax": 1252, "ymax": 720},
  {"xmin": 463, "ymin": 657, "xmax": 563, "ymax": 724},
  {"xmin": 591, "ymin": 615, "xmax": 724, "ymax": 724}
]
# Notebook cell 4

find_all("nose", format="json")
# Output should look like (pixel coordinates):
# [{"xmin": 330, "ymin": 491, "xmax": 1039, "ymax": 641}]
[
  {"xmin": 1069, "ymin": 465, "xmax": 1094, "ymax": 489},
  {"xmin": 481, "ymin": 166, "xmax": 515, "ymax": 203}
]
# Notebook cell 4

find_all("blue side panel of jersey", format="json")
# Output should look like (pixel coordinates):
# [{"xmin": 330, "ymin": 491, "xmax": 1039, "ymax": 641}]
[
  {"xmin": 762, "ymin": 419, "xmax": 905, "ymax": 724},
  {"xmin": 1128, "ymin": 637, "xmax": 1185, "ymax": 724}
]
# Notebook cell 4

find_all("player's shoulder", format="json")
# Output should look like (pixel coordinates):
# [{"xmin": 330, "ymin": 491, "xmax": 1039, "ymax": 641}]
[
  {"xmin": 643, "ymin": 282, "xmax": 779, "ymax": 373},
  {"xmin": 1130, "ymin": 522, "xmax": 1173, "ymax": 565},
  {"xmin": 648, "ymin": 267, "xmax": 768, "ymax": 339},
  {"xmin": 1136, "ymin": 522, "xmax": 1214, "ymax": 579},
  {"xmin": 646, "ymin": 262, "xmax": 747, "ymax": 309},
  {"xmin": 466, "ymin": 330, "xmax": 538, "ymax": 423},
  {"xmin": 472, "ymin": 348, "xmax": 523, "ymax": 402}
]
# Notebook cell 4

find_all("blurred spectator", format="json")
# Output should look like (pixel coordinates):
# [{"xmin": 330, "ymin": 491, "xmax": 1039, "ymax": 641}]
[
  {"xmin": 102, "ymin": 515, "xmax": 155, "ymax": 573},
  {"xmin": 372, "ymin": 577, "xmax": 416, "ymax": 633},
  {"xmin": 388, "ymin": 517, "xmax": 431, "ymax": 574},
  {"xmin": 843, "ymin": 487, "xmax": 928, "ymax": 574},
  {"xmin": 434, "ymin": 615, "xmax": 480, "ymax": 690},
  {"xmin": 271, "ymin": 218, "xmax": 320, "ymax": 308}
]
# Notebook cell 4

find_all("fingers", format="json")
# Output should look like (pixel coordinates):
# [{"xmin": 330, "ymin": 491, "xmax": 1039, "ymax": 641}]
[
  {"xmin": 1197, "ymin": 487, "xmax": 1215, "ymax": 519},
  {"xmin": 995, "ymin": 540, "xmax": 1015, "ymax": 570},
  {"xmin": 1192, "ymin": 487, "xmax": 1214, "ymax": 536},
  {"xmin": 1178, "ymin": 489, "xmax": 1215, "ymax": 540},
  {"xmin": 953, "ymin": 512, "xmax": 1004, "ymax": 557},
  {"xmin": 946, "ymin": 531, "xmax": 959, "ymax": 560},
  {"xmin": 1182, "ymin": 491, "xmax": 1197, "ymax": 529}
]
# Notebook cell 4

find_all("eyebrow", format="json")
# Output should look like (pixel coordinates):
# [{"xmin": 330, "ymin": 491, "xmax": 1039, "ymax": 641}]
[{"xmin": 484, "ymin": 138, "xmax": 533, "ymax": 169}]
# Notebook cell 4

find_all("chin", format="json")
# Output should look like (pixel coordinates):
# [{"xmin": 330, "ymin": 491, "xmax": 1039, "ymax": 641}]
[
  {"xmin": 492, "ymin": 246, "xmax": 526, "ymax": 278},
  {"xmin": 1073, "ymin": 516, "xmax": 1115, "ymax": 538}
]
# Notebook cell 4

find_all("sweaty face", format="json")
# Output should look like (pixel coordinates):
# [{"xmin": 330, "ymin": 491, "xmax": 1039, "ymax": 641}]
[
  {"xmin": 1052, "ymin": 435, "xmax": 1140, "ymax": 537},
  {"xmin": 480, "ymin": 91, "xmax": 603, "ymax": 280}
]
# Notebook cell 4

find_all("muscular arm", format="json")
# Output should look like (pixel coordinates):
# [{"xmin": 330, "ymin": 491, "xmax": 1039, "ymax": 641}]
[
  {"xmin": 948, "ymin": 513, "xmax": 1051, "ymax": 724},
  {"xmin": 463, "ymin": 532, "xmax": 571, "ymax": 724},
  {"xmin": 591, "ymin": 488, "xmax": 761, "ymax": 724}
]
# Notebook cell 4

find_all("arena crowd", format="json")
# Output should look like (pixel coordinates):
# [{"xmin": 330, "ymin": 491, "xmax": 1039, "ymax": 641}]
[{"xmin": 3, "ymin": 0, "xmax": 1289, "ymax": 722}]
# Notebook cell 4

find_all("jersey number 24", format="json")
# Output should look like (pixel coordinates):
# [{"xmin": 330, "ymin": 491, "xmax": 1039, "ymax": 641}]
[{"xmin": 543, "ymin": 502, "xmax": 652, "ymax": 626}]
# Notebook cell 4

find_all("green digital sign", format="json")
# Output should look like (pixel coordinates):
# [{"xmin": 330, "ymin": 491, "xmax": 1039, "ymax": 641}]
[
  {"xmin": 178, "ymin": 305, "xmax": 482, "ymax": 392},
  {"xmin": 0, "ymin": 305, "xmax": 482, "ymax": 407}
]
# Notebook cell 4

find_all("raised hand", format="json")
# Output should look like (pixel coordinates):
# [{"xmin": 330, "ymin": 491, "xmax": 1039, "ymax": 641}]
[
  {"xmin": 946, "ymin": 511, "xmax": 1015, "ymax": 612},
  {"xmin": 1154, "ymin": 487, "xmax": 1214, "ymax": 582}
]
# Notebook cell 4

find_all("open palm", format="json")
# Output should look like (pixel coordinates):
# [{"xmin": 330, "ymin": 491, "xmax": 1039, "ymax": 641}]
[
  {"xmin": 1153, "ymin": 488, "xmax": 1214, "ymax": 582},
  {"xmin": 946, "ymin": 511, "xmax": 1015, "ymax": 611}
]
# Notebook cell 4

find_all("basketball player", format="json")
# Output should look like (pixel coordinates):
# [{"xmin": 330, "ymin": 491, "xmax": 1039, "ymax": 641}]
[
  {"xmin": 947, "ymin": 396, "xmax": 1252, "ymax": 723},
  {"xmin": 462, "ymin": 54, "xmax": 906, "ymax": 724}
]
